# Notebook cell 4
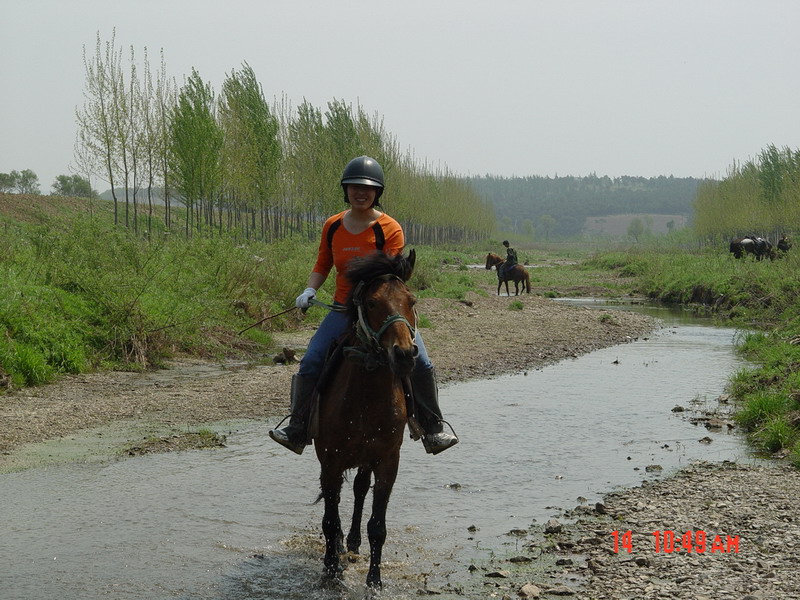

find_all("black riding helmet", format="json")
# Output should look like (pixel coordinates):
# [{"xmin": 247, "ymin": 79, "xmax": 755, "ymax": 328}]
[{"xmin": 341, "ymin": 155, "xmax": 384, "ymax": 205}]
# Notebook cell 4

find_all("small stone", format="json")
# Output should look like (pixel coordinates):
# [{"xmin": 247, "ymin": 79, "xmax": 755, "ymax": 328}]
[
  {"xmin": 544, "ymin": 519, "xmax": 563, "ymax": 534},
  {"xmin": 485, "ymin": 570, "xmax": 510, "ymax": 578},
  {"xmin": 509, "ymin": 555, "xmax": 533, "ymax": 563},
  {"xmin": 519, "ymin": 583, "xmax": 542, "ymax": 598},
  {"xmin": 545, "ymin": 584, "xmax": 575, "ymax": 596}
]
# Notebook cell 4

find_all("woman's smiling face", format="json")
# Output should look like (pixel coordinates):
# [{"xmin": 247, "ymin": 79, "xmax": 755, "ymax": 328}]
[{"xmin": 346, "ymin": 184, "xmax": 378, "ymax": 210}]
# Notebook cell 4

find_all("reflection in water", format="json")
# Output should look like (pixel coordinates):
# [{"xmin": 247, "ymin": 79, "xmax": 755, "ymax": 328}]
[{"xmin": 0, "ymin": 301, "xmax": 757, "ymax": 599}]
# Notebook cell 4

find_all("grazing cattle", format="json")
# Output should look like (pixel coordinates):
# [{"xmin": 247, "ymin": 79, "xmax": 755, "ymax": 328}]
[
  {"xmin": 777, "ymin": 234, "xmax": 792, "ymax": 255},
  {"xmin": 729, "ymin": 236, "xmax": 773, "ymax": 261}
]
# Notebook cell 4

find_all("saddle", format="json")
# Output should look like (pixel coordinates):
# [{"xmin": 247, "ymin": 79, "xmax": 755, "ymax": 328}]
[{"xmin": 307, "ymin": 332, "xmax": 423, "ymax": 441}]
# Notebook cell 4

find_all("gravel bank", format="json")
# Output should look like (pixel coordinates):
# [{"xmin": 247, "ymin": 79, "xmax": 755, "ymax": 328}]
[{"xmin": 533, "ymin": 461, "xmax": 800, "ymax": 600}]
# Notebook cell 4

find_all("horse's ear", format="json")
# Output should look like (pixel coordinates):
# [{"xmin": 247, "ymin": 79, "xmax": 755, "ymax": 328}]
[{"xmin": 402, "ymin": 248, "xmax": 416, "ymax": 281}]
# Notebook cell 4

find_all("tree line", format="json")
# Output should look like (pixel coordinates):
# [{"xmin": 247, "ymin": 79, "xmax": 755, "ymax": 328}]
[
  {"xmin": 0, "ymin": 170, "xmax": 41, "ymax": 195},
  {"xmin": 468, "ymin": 173, "xmax": 704, "ymax": 239},
  {"xmin": 0, "ymin": 169, "xmax": 97, "ymax": 198},
  {"xmin": 693, "ymin": 145, "xmax": 800, "ymax": 243},
  {"xmin": 74, "ymin": 31, "xmax": 494, "ymax": 243}
]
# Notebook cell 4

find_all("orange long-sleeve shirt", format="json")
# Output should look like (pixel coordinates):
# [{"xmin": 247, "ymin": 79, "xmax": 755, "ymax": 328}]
[{"xmin": 312, "ymin": 211, "xmax": 405, "ymax": 304}]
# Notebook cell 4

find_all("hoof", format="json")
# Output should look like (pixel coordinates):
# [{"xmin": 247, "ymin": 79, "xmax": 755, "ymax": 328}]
[{"xmin": 322, "ymin": 561, "xmax": 344, "ymax": 581}]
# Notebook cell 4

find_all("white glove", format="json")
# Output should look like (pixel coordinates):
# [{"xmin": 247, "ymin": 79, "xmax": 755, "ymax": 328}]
[{"xmin": 295, "ymin": 287, "xmax": 316, "ymax": 310}]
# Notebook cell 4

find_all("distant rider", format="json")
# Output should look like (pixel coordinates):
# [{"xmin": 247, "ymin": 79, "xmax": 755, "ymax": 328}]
[{"xmin": 499, "ymin": 240, "xmax": 518, "ymax": 280}]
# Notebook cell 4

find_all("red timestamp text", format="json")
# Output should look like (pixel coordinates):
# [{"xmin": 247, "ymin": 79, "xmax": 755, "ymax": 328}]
[{"xmin": 611, "ymin": 530, "xmax": 740, "ymax": 554}]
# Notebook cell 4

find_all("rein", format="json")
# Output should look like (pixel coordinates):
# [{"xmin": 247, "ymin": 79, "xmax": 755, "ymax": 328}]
[{"xmin": 346, "ymin": 275, "xmax": 417, "ymax": 370}]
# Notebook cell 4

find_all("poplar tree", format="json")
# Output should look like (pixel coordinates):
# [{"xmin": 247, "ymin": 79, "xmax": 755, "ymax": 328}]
[
  {"xmin": 76, "ymin": 31, "xmax": 124, "ymax": 224},
  {"xmin": 169, "ymin": 69, "xmax": 223, "ymax": 237},
  {"xmin": 219, "ymin": 63, "xmax": 281, "ymax": 239}
]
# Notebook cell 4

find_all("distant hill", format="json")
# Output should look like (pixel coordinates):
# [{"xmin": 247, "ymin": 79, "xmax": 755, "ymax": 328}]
[
  {"xmin": 0, "ymin": 192, "xmax": 111, "ymax": 223},
  {"xmin": 467, "ymin": 174, "xmax": 706, "ymax": 238}
]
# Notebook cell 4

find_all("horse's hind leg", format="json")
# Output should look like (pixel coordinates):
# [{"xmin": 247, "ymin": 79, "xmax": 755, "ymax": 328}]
[
  {"xmin": 320, "ymin": 470, "xmax": 344, "ymax": 578},
  {"xmin": 347, "ymin": 467, "xmax": 372, "ymax": 554}
]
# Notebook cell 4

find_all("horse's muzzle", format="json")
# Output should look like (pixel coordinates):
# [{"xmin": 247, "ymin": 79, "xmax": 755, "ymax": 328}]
[{"xmin": 390, "ymin": 343, "xmax": 418, "ymax": 375}]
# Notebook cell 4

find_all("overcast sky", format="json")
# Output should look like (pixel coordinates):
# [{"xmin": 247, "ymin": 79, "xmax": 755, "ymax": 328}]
[{"xmin": 2, "ymin": 0, "xmax": 799, "ymax": 193}]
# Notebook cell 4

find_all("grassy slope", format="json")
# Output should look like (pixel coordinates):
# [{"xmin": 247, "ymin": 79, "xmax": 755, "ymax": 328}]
[{"xmin": 0, "ymin": 193, "xmax": 489, "ymax": 389}]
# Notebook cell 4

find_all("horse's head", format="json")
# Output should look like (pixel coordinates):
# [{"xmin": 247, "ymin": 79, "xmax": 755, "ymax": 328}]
[
  {"xmin": 345, "ymin": 250, "xmax": 418, "ymax": 376},
  {"xmin": 485, "ymin": 253, "xmax": 501, "ymax": 270}
]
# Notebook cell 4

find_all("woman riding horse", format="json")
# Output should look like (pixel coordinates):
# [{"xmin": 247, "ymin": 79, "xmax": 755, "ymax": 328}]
[
  {"xmin": 269, "ymin": 156, "xmax": 458, "ymax": 456},
  {"xmin": 315, "ymin": 249, "xmax": 420, "ymax": 587}
]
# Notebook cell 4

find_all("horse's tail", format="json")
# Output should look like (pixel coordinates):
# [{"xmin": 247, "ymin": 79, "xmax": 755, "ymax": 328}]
[{"xmin": 525, "ymin": 270, "xmax": 531, "ymax": 293}]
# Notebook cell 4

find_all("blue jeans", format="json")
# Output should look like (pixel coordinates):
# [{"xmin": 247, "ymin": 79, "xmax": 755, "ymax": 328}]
[{"xmin": 298, "ymin": 306, "xmax": 432, "ymax": 378}]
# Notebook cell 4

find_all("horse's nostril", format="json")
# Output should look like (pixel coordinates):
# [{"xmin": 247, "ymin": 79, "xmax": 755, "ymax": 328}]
[{"xmin": 392, "ymin": 344, "xmax": 417, "ymax": 363}]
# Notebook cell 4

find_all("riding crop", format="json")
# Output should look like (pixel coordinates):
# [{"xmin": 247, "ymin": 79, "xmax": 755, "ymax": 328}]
[{"xmin": 237, "ymin": 298, "xmax": 346, "ymax": 335}]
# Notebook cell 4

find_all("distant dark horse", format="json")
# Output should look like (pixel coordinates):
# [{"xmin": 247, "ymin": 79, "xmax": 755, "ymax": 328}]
[
  {"xmin": 314, "ymin": 250, "xmax": 418, "ymax": 589},
  {"xmin": 485, "ymin": 253, "xmax": 531, "ymax": 295},
  {"xmin": 729, "ymin": 236, "xmax": 774, "ymax": 261}
]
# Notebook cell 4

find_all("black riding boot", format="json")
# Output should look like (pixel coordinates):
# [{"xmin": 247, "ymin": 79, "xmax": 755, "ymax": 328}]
[
  {"xmin": 412, "ymin": 367, "xmax": 459, "ymax": 455},
  {"xmin": 268, "ymin": 373, "xmax": 316, "ymax": 455}
]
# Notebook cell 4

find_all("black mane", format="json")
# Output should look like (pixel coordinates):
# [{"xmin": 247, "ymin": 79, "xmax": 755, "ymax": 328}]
[{"xmin": 344, "ymin": 249, "xmax": 416, "ymax": 310}]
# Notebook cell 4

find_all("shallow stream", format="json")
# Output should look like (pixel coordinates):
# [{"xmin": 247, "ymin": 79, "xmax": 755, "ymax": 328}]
[{"xmin": 0, "ymin": 301, "xmax": 758, "ymax": 599}]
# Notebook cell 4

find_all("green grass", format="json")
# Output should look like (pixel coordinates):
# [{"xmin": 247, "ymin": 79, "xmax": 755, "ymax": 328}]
[
  {"xmin": 0, "ymin": 215, "xmax": 489, "ymax": 388},
  {"xmin": 754, "ymin": 416, "xmax": 796, "ymax": 454}
]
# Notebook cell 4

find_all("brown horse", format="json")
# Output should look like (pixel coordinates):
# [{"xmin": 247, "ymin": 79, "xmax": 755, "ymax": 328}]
[
  {"xmin": 314, "ymin": 249, "xmax": 418, "ymax": 589},
  {"xmin": 485, "ymin": 252, "xmax": 531, "ymax": 295}
]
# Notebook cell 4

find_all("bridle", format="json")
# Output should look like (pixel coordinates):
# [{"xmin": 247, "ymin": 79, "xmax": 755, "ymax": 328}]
[{"xmin": 351, "ymin": 274, "xmax": 417, "ymax": 355}]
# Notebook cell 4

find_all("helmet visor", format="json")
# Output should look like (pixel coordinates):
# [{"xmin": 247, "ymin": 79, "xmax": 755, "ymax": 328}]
[{"xmin": 341, "ymin": 177, "xmax": 383, "ymax": 188}]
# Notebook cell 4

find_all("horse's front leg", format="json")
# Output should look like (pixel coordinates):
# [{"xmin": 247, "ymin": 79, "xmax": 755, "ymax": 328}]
[
  {"xmin": 366, "ymin": 457, "xmax": 399, "ymax": 588},
  {"xmin": 347, "ymin": 467, "xmax": 372, "ymax": 554},
  {"xmin": 320, "ymin": 469, "xmax": 344, "ymax": 578}
]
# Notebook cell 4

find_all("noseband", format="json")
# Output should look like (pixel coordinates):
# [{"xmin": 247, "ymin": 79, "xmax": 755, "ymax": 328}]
[{"xmin": 351, "ymin": 274, "xmax": 417, "ymax": 355}]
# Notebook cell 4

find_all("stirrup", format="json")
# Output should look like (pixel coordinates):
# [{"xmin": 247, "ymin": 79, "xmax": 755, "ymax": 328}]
[
  {"xmin": 268, "ymin": 415, "xmax": 307, "ymax": 455},
  {"xmin": 421, "ymin": 420, "xmax": 459, "ymax": 455}
]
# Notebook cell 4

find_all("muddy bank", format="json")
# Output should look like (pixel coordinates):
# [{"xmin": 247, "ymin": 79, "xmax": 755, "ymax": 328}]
[{"xmin": 0, "ymin": 291, "xmax": 657, "ymax": 462}]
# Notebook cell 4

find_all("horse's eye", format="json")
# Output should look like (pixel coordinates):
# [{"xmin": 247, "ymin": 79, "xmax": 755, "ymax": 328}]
[{"xmin": 366, "ymin": 299, "xmax": 377, "ymax": 310}]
